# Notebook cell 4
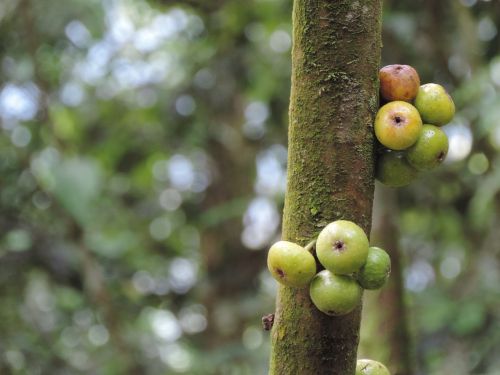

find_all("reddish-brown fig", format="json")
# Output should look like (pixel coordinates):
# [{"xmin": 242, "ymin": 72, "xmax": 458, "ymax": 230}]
[{"xmin": 379, "ymin": 64, "xmax": 420, "ymax": 102}]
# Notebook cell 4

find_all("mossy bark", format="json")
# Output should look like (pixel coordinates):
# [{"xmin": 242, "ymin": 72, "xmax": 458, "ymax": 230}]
[{"xmin": 269, "ymin": 1, "xmax": 383, "ymax": 374}]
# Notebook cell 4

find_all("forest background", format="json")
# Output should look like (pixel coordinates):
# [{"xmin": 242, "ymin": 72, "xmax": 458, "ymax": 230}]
[{"xmin": 0, "ymin": 0, "xmax": 499, "ymax": 374}]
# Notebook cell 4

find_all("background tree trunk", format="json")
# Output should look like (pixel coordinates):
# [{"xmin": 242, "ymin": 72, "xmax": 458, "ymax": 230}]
[
  {"xmin": 360, "ymin": 187, "xmax": 415, "ymax": 375},
  {"xmin": 269, "ymin": 1, "xmax": 383, "ymax": 374}
]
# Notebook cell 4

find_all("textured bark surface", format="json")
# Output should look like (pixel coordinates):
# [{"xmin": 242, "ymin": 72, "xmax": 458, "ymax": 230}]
[{"xmin": 269, "ymin": 1, "xmax": 383, "ymax": 374}]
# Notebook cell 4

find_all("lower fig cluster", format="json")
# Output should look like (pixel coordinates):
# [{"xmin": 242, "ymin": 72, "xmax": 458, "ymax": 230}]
[{"xmin": 267, "ymin": 220, "xmax": 391, "ymax": 317}]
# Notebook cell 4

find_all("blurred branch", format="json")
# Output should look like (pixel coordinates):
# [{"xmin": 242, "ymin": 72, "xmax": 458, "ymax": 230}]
[
  {"xmin": 69, "ymin": 221, "xmax": 144, "ymax": 374},
  {"xmin": 18, "ymin": 1, "xmax": 143, "ymax": 372},
  {"xmin": 19, "ymin": 0, "xmax": 65, "ymax": 150},
  {"xmin": 159, "ymin": 0, "xmax": 226, "ymax": 12},
  {"xmin": 361, "ymin": 187, "xmax": 415, "ymax": 375},
  {"xmin": 423, "ymin": 0, "xmax": 456, "ymax": 85},
  {"xmin": 24, "ymin": 308, "xmax": 73, "ymax": 371}
]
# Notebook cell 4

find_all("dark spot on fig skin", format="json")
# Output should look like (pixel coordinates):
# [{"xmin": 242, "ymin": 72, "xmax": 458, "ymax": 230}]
[
  {"xmin": 437, "ymin": 151, "xmax": 445, "ymax": 162},
  {"xmin": 332, "ymin": 240, "xmax": 345, "ymax": 252},
  {"xmin": 276, "ymin": 268, "xmax": 285, "ymax": 278},
  {"xmin": 393, "ymin": 115, "xmax": 405, "ymax": 126}
]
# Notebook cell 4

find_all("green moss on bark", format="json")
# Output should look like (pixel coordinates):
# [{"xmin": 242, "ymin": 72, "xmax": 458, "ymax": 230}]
[{"xmin": 269, "ymin": 0, "xmax": 383, "ymax": 374}]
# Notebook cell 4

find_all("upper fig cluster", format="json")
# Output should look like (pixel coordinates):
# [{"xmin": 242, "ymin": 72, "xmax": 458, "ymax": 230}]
[{"xmin": 375, "ymin": 64, "xmax": 455, "ymax": 187}]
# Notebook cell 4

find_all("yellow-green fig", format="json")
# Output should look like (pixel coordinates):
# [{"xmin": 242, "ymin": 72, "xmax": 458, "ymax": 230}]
[
  {"xmin": 414, "ymin": 83, "xmax": 455, "ymax": 126},
  {"xmin": 267, "ymin": 241, "xmax": 316, "ymax": 288},
  {"xmin": 316, "ymin": 220, "xmax": 369, "ymax": 275},
  {"xmin": 379, "ymin": 64, "xmax": 420, "ymax": 102},
  {"xmin": 356, "ymin": 359, "xmax": 391, "ymax": 375},
  {"xmin": 406, "ymin": 124, "xmax": 449, "ymax": 171},
  {"xmin": 374, "ymin": 101, "xmax": 423, "ymax": 150},
  {"xmin": 357, "ymin": 246, "xmax": 391, "ymax": 290},
  {"xmin": 376, "ymin": 150, "xmax": 418, "ymax": 188},
  {"xmin": 309, "ymin": 270, "xmax": 362, "ymax": 316}
]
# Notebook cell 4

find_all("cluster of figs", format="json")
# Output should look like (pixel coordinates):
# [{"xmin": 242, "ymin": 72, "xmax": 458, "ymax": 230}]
[
  {"xmin": 267, "ymin": 221, "xmax": 392, "ymax": 373},
  {"xmin": 267, "ymin": 220, "xmax": 391, "ymax": 316},
  {"xmin": 267, "ymin": 64, "xmax": 456, "ymax": 374},
  {"xmin": 375, "ymin": 64, "xmax": 455, "ymax": 187}
]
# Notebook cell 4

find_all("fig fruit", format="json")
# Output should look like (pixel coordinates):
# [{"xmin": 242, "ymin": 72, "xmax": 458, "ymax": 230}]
[
  {"xmin": 406, "ymin": 124, "xmax": 449, "ymax": 171},
  {"xmin": 316, "ymin": 220, "xmax": 369, "ymax": 275},
  {"xmin": 356, "ymin": 359, "xmax": 391, "ymax": 375},
  {"xmin": 374, "ymin": 101, "xmax": 423, "ymax": 150},
  {"xmin": 267, "ymin": 241, "xmax": 316, "ymax": 288},
  {"xmin": 357, "ymin": 246, "xmax": 391, "ymax": 290},
  {"xmin": 414, "ymin": 83, "xmax": 455, "ymax": 126},
  {"xmin": 309, "ymin": 270, "xmax": 362, "ymax": 316},
  {"xmin": 379, "ymin": 64, "xmax": 420, "ymax": 102},
  {"xmin": 376, "ymin": 150, "xmax": 418, "ymax": 188}
]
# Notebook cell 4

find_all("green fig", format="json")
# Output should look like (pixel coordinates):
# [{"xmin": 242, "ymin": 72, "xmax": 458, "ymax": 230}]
[
  {"xmin": 414, "ymin": 83, "xmax": 455, "ymax": 126},
  {"xmin": 406, "ymin": 124, "xmax": 449, "ymax": 171},
  {"xmin": 374, "ymin": 101, "xmax": 423, "ymax": 150},
  {"xmin": 309, "ymin": 270, "xmax": 362, "ymax": 316},
  {"xmin": 379, "ymin": 64, "xmax": 420, "ymax": 102},
  {"xmin": 356, "ymin": 359, "xmax": 391, "ymax": 375},
  {"xmin": 316, "ymin": 220, "xmax": 369, "ymax": 275},
  {"xmin": 376, "ymin": 150, "xmax": 418, "ymax": 188},
  {"xmin": 267, "ymin": 241, "xmax": 316, "ymax": 288},
  {"xmin": 357, "ymin": 246, "xmax": 391, "ymax": 290}
]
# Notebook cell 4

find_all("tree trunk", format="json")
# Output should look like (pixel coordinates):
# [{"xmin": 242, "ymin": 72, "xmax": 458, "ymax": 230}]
[{"xmin": 269, "ymin": 1, "xmax": 383, "ymax": 374}]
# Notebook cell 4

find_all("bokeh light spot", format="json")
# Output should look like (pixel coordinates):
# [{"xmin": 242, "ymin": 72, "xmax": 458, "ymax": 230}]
[
  {"xmin": 440, "ymin": 256, "xmax": 462, "ymax": 279},
  {"xmin": 88, "ymin": 325, "xmax": 109, "ymax": 346},
  {"xmin": 150, "ymin": 309, "xmax": 182, "ymax": 342},
  {"xmin": 242, "ymin": 326, "xmax": 263, "ymax": 350},
  {"xmin": 468, "ymin": 153, "xmax": 489, "ymax": 175},
  {"xmin": 443, "ymin": 122, "xmax": 473, "ymax": 162}
]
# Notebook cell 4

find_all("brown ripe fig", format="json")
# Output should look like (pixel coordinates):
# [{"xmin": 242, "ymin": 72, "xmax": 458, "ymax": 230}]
[{"xmin": 379, "ymin": 64, "xmax": 420, "ymax": 102}]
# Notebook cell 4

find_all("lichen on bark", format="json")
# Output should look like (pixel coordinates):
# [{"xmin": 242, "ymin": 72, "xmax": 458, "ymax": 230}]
[{"xmin": 269, "ymin": 0, "xmax": 383, "ymax": 374}]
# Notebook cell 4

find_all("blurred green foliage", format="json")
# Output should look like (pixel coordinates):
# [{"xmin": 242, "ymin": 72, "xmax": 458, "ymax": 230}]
[{"xmin": 0, "ymin": 0, "xmax": 499, "ymax": 374}]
